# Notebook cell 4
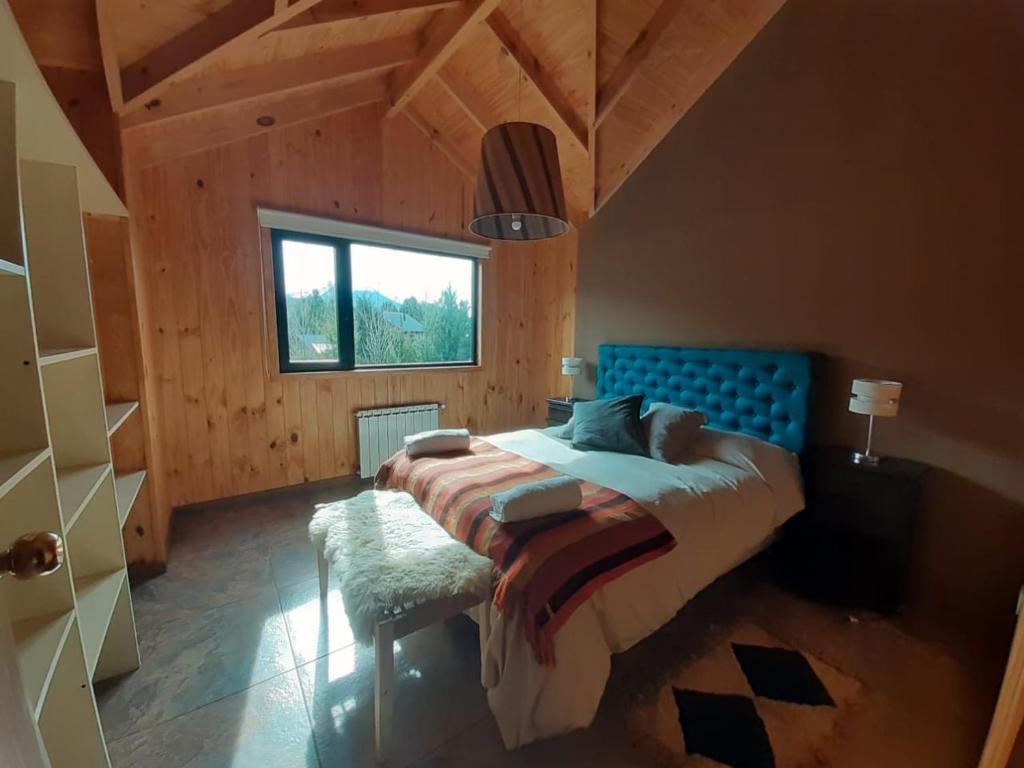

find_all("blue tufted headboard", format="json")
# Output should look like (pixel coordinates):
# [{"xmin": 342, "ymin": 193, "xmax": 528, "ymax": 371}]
[{"xmin": 596, "ymin": 345, "xmax": 812, "ymax": 454}]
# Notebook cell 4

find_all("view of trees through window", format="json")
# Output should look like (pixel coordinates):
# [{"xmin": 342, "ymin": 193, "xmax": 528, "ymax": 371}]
[
  {"xmin": 281, "ymin": 240, "xmax": 339, "ymax": 362},
  {"xmin": 278, "ymin": 237, "xmax": 476, "ymax": 370}
]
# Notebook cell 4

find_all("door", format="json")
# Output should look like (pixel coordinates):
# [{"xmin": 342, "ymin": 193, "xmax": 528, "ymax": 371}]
[
  {"xmin": 978, "ymin": 587, "xmax": 1024, "ymax": 768},
  {"xmin": 0, "ymin": 589, "xmax": 49, "ymax": 768}
]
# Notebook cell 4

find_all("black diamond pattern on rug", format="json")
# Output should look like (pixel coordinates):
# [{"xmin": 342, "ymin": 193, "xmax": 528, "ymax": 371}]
[
  {"xmin": 731, "ymin": 643, "xmax": 835, "ymax": 707},
  {"xmin": 674, "ymin": 689, "xmax": 775, "ymax": 768}
]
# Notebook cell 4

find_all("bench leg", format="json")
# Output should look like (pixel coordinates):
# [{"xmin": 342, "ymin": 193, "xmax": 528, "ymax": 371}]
[
  {"xmin": 317, "ymin": 546, "xmax": 329, "ymax": 601},
  {"xmin": 374, "ymin": 620, "xmax": 394, "ymax": 762}
]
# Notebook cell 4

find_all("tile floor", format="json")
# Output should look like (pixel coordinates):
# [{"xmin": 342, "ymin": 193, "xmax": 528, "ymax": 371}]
[{"xmin": 96, "ymin": 477, "xmax": 1000, "ymax": 767}]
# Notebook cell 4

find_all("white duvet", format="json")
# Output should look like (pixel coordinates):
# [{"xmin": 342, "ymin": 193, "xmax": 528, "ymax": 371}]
[{"xmin": 472, "ymin": 427, "xmax": 806, "ymax": 748}]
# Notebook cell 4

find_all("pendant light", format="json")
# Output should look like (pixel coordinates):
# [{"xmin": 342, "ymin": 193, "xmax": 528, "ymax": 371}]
[
  {"xmin": 469, "ymin": 2, "xmax": 569, "ymax": 241},
  {"xmin": 470, "ymin": 122, "xmax": 570, "ymax": 241}
]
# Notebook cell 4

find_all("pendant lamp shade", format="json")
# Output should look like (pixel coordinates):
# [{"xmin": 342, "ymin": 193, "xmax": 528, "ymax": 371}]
[{"xmin": 470, "ymin": 122, "xmax": 570, "ymax": 241}]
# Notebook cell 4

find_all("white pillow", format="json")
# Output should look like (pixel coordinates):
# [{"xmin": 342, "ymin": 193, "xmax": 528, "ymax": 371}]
[
  {"xmin": 686, "ymin": 428, "xmax": 805, "ymax": 524},
  {"xmin": 641, "ymin": 403, "xmax": 708, "ymax": 463}
]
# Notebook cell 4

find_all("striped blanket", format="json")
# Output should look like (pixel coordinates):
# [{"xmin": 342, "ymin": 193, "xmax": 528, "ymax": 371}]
[{"xmin": 375, "ymin": 438, "xmax": 677, "ymax": 664}]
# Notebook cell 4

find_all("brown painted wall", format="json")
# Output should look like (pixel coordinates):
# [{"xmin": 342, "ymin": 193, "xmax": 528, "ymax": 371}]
[
  {"xmin": 577, "ymin": 0, "xmax": 1023, "ymax": 637},
  {"xmin": 124, "ymin": 102, "xmax": 576, "ymax": 560}
]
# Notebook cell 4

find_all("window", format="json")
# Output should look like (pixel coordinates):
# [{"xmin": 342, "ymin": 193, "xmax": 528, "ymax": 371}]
[{"xmin": 269, "ymin": 224, "xmax": 481, "ymax": 373}]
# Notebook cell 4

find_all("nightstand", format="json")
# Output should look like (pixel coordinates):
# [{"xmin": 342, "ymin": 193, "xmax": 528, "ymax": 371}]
[
  {"xmin": 779, "ymin": 446, "xmax": 928, "ymax": 613},
  {"xmin": 546, "ymin": 397, "xmax": 588, "ymax": 427}
]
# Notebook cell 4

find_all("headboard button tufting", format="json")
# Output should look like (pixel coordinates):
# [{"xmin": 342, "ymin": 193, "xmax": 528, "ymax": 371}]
[{"xmin": 596, "ymin": 345, "xmax": 811, "ymax": 453}]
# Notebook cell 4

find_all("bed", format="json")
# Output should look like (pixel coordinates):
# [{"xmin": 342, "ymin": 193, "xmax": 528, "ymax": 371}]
[{"xmin": 377, "ymin": 345, "xmax": 813, "ymax": 748}]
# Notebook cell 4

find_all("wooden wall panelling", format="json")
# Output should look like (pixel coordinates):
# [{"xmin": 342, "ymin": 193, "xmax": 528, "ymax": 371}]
[
  {"xmin": 210, "ymin": 5, "xmax": 436, "ymax": 73},
  {"xmin": 84, "ymin": 215, "xmax": 138, "ymax": 401},
  {"xmin": 595, "ymin": 0, "xmax": 686, "ymax": 127},
  {"xmin": 109, "ymin": 413, "xmax": 146, "ymax": 473},
  {"xmin": 8, "ymin": 0, "xmax": 102, "ymax": 72},
  {"xmin": 406, "ymin": 78, "xmax": 481, "ymax": 177},
  {"xmin": 120, "ymin": 35, "xmax": 419, "ymax": 129},
  {"xmin": 177, "ymin": 152, "xmax": 222, "ymax": 499},
  {"xmin": 120, "ymin": 74, "xmax": 389, "ymax": 169},
  {"xmin": 585, "ymin": 0, "xmax": 597, "ymax": 211},
  {"xmin": 273, "ymin": 0, "xmax": 458, "ymax": 35},
  {"xmin": 83, "ymin": 213, "xmax": 163, "ymax": 576},
  {"xmin": 386, "ymin": 0, "xmax": 504, "ymax": 116},
  {"xmin": 109, "ymin": 0, "xmax": 236, "ymax": 69},
  {"xmin": 117, "ymin": 0, "xmax": 332, "ymax": 114},
  {"xmin": 403, "ymin": 104, "xmax": 476, "ymax": 180},
  {"xmin": 484, "ymin": 8, "xmax": 588, "ymax": 152},
  {"xmin": 497, "ymin": 0, "xmax": 593, "ymax": 129},
  {"xmin": 11, "ymin": 0, "xmax": 125, "ymax": 196},
  {"xmin": 444, "ymin": 23, "xmax": 591, "ymax": 217},
  {"xmin": 596, "ymin": 0, "xmax": 663, "ymax": 86},
  {"xmin": 114, "ymin": 162, "xmax": 164, "ymax": 570},
  {"xmin": 127, "ymin": 159, "xmax": 190, "ymax": 543},
  {"xmin": 191, "ymin": 158, "xmax": 234, "ymax": 499},
  {"xmin": 125, "ymin": 101, "xmax": 575, "ymax": 563},
  {"xmin": 36, "ymin": 66, "xmax": 124, "ymax": 199},
  {"xmin": 95, "ymin": 0, "xmax": 124, "ymax": 110}
]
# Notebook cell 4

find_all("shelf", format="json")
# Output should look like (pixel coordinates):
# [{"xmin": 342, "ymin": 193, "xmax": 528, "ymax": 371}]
[
  {"xmin": 37, "ymin": 624, "xmax": 111, "ymax": 768},
  {"xmin": 105, "ymin": 401, "xmax": 139, "ymax": 436},
  {"xmin": 56, "ymin": 463, "xmax": 111, "ymax": 530},
  {"xmin": 114, "ymin": 470, "xmax": 146, "ymax": 527},
  {"xmin": 74, "ymin": 569, "xmax": 126, "ymax": 676},
  {"xmin": 37, "ymin": 347, "xmax": 96, "ymax": 366},
  {"xmin": 0, "ymin": 447, "xmax": 50, "ymax": 499},
  {"xmin": 0, "ymin": 257, "xmax": 25, "ymax": 277},
  {"xmin": 11, "ymin": 610, "xmax": 75, "ymax": 720}
]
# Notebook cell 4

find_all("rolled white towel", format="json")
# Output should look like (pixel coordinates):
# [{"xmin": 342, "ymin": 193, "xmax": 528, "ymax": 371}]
[
  {"xmin": 404, "ymin": 428, "xmax": 471, "ymax": 458},
  {"xmin": 489, "ymin": 476, "xmax": 583, "ymax": 523}
]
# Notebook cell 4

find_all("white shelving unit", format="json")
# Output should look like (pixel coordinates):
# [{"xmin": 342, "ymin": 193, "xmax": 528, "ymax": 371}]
[
  {"xmin": 114, "ymin": 471, "xmax": 146, "ymax": 528},
  {"xmin": 0, "ymin": 78, "xmax": 139, "ymax": 767},
  {"xmin": 104, "ymin": 402, "xmax": 139, "ymax": 436}
]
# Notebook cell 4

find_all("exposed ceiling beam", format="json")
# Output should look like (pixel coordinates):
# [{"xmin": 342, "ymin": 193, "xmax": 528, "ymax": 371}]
[
  {"xmin": 7, "ymin": 0, "xmax": 102, "ymax": 72},
  {"xmin": 121, "ymin": 35, "xmax": 418, "ymax": 129},
  {"xmin": 595, "ymin": 0, "xmax": 684, "ymax": 128},
  {"xmin": 94, "ymin": 0, "xmax": 123, "ymax": 111},
  {"xmin": 273, "ymin": 0, "xmax": 460, "ymax": 34},
  {"xmin": 402, "ymin": 104, "xmax": 475, "ymax": 179},
  {"xmin": 118, "ymin": 0, "xmax": 328, "ymax": 115},
  {"xmin": 595, "ymin": 0, "xmax": 785, "ymax": 210},
  {"xmin": 387, "ymin": 0, "xmax": 502, "ymax": 118},
  {"xmin": 435, "ymin": 69, "xmax": 490, "ymax": 132},
  {"xmin": 485, "ymin": 9, "xmax": 588, "ymax": 154},
  {"xmin": 122, "ymin": 74, "xmax": 388, "ymax": 169},
  {"xmin": 586, "ymin": 0, "xmax": 597, "ymax": 213}
]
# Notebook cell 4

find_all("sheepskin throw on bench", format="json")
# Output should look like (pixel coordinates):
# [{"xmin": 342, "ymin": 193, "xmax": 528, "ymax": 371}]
[{"xmin": 309, "ymin": 489, "xmax": 493, "ymax": 644}]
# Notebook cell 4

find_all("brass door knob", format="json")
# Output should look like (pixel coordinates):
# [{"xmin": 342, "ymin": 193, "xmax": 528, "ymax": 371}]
[{"xmin": 0, "ymin": 532, "xmax": 64, "ymax": 579}]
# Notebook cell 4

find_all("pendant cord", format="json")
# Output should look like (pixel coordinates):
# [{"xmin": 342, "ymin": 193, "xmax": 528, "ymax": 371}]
[{"xmin": 517, "ymin": 0, "xmax": 523, "ymax": 122}]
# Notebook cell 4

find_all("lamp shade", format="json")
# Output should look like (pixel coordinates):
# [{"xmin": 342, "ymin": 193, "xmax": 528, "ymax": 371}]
[
  {"xmin": 849, "ymin": 378, "xmax": 902, "ymax": 417},
  {"xmin": 561, "ymin": 357, "xmax": 583, "ymax": 376},
  {"xmin": 469, "ymin": 122, "xmax": 570, "ymax": 241}
]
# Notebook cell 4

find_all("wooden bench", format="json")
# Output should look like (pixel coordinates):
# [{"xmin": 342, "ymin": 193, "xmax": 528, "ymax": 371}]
[{"xmin": 310, "ymin": 490, "xmax": 491, "ymax": 762}]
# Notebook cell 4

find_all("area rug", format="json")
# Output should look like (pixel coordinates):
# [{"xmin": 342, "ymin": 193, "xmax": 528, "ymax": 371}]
[{"xmin": 627, "ymin": 624, "xmax": 862, "ymax": 767}]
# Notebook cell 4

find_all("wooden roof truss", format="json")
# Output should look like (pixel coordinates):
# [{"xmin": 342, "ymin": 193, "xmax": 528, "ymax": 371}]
[{"xmin": 15, "ymin": 0, "xmax": 787, "ymax": 217}]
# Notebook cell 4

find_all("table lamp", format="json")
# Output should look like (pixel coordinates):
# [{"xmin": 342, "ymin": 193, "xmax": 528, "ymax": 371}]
[
  {"xmin": 848, "ymin": 378, "xmax": 902, "ymax": 465},
  {"xmin": 561, "ymin": 357, "xmax": 583, "ymax": 401}
]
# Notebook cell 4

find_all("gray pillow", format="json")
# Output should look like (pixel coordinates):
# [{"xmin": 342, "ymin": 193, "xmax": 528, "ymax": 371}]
[
  {"xmin": 557, "ymin": 416, "xmax": 574, "ymax": 439},
  {"xmin": 641, "ymin": 403, "xmax": 708, "ymax": 463},
  {"xmin": 570, "ymin": 395, "xmax": 647, "ymax": 456}
]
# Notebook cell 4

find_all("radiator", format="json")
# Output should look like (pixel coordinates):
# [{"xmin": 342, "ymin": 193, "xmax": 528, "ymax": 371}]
[{"xmin": 356, "ymin": 403, "xmax": 442, "ymax": 478}]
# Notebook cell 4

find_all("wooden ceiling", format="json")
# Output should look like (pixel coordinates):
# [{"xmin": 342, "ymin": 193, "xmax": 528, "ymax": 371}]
[{"xmin": 11, "ymin": 0, "xmax": 785, "ymax": 216}]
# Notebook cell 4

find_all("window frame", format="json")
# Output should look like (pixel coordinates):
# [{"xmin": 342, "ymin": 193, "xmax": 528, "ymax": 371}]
[{"xmin": 269, "ymin": 227, "xmax": 481, "ymax": 374}]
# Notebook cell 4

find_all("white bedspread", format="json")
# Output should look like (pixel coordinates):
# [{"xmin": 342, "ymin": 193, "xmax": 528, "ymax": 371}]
[{"xmin": 474, "ymin": 428, "xmax": 805, "ymax": 748}]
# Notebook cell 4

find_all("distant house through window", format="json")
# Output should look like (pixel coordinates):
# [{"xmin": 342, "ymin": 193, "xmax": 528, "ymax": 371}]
[{"xmin": 262, "ymin": 210, "xmax": 487, "ymax": 373}]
